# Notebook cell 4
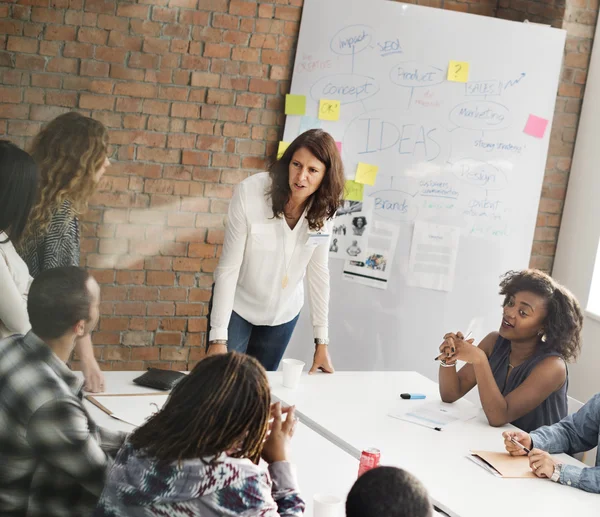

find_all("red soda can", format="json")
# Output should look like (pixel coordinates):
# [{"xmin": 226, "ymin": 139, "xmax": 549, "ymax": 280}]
[{"xmin": 357, "ymin": 448, "xmax": 380, "ymax": 477}]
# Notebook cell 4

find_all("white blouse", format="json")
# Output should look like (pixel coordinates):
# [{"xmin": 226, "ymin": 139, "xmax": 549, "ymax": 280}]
[
  {"xmin": 0, "ymin": 231, "xmax": 32, "ymax": 339},
  {"xmin": 210, "ymin": 172, "xmax": 331, "ymax": 342}
]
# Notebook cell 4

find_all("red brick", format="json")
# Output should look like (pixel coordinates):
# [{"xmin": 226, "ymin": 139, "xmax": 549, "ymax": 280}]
[
  {"xmin": 114, "ymin": 302, "xmax": 147, "ymax": 316},
  {"xmin": 240, "ymin": 62, "xmax": 268, "ymax": 77},
  {"xmin": 231, "ymin": 47, "xmax": 259, "ymax": 62},
  {"xmin": 43, "ymin": 25, "xmax": 75, "ymax": 41},
  {"xmin": 7, "ymin": 36, "xmax": 38, "ymax": 53},
  {"xmin": 78, "ymin": 27, "xmax": 109, "ymax": 44},
  {"xmin": 24, "ymin": 88, "xmax": 45, "ymax": 105},
  {"xmin": 275, "ymin": 6, "xmax": 301, "ymax": 21},
  {"xmin": 137, "ymin": 147, "xmax": 180, "ymax": 163},
  {"xmin": 182, "ymin": 150, "xmax": 209, "ymax": 165},
  {"xmin": 175, "ymin": 302, "xmax": 204, "ymax": 316},
  {"xmin": 39, "ymin": 41, "xmax": 61, "ymax": 57},
  {"xmin": 240, "ymin": 18, "xmax": 254, "ymax": 32},
  {"xmin": 147, "ymin": 116, "xmax": 169, "ymax": 132},
  {"xmin": 80, "ymin": 60, "xmax": 109, "ymax": 77},
  {"xmin": 95, "ymin": 47, "xmax": 127, "ymax": 63},
  {"xmin": 236, "ymin": 92, "xmax": 264, "ymax": 108},
  {"xmin": 229, "ymin": 0, "xmax": 256, "ymax": 16},
  {"xmin": 159, "ymin": 346, "xmax": 188, "ymax": 361},
  {"xmin": 180, "ymin": 10, "xmax": 210, "ymax": 25},
  {"xmin": 129, "ymin": 52, "xmax": 160, "ymax": 69},
  {"xmin": 0, "ymin": 104, "xmax": 29, "ymax": 119},
  {"xmin": 206, "ymin": 89, "xmax": 235, "ymax": 105},
  {"xmin": 142, "ymin": 99, "xmax": 170, "ymax": 115},
  {"xmin": 168, "ymin": 134, "xmax": 196, "ymax": 149},
  {"xmin": 155, "ymin": 332, "xmax": 182, "ymax": 346},
  {"xmin": 130, "ymin": 19, "xmax": 161, "ymax": 36},
  {"xmin": 62, "ymin": 42, "xmax": 91, "ymax": 59},
  {"xmin": 218, "ymin": 106, "xmax": 247, "ymax": 122},
  {"xmin": 47, "ymin": 57, "xmax": 79, "ymax": 74},
  {"xmin": 141, "ymin": 37, "xmax": 169, "ymax": 55},
  {"xmin": 184, "ymin": 120, "xmax": 214, "ymax": 135},
  {"xmin": 15, "ymin": 54, "xmax": 46, "ymax": 71},
  {"xmin": 31, "ymin": 7, "xmax": 63, "ymax": 23},
  {"xmin": 122, "ymin": 331, "xmax": 153, "ymax": 345},
  {"xmin": 151, "ymin": 6, "xmax": 177, "ymax": 22},
  {"xmin": 116, "ymin": 3, "xmax": 149, "ymax": 18},
  {"xmin": 188, "ymin": 243, "xmax": 215, "ymax": 258},
  {"xmin": 163, "ymin": 23, "xmax": 190, "ymax": 39},
  {"xmin": 8, "ymin": 120, "xmax": 41, "ymax": 137},
  {"xmin": 85, "ymin": 0, "xmax": 116, "ymax": 14},
  {"xmin": 147, "ymin": 302, "xmax": 175, "ymax": 316},
  {"xmin": 170, "ymin": 39, "xmax": 190, "ymax": 54},
  {"xmin": 159, "ymin": 288, "xmax": 187, "ymax": 302},
  {"xmin": 558, "ymin": 83, "xmax": 583, "ymax": 97},
  {"xmin": 0, "ymin": 87, "xmax": 22, "ymax": 104},
  {"xmin": 258, "ymin": 4, "xmax": 273, "ymax": 18},
  {"xmin": 159, "ymin": 86, "xmax": 187, "ymax": 101},
  {"xmin": 204, "ymin": 43, "xmax": 231, "ymax": 59},
  {"xmin": 114, "ymin": 83, "xmax": 158, "ymax": 98},
  {"xmin": 97, "ymin": 14, "xmax": 128, "ymax": 32},
  {"xmin": 131, "ymin": 347, "xmax": 160, "ymax": 361},
  {"xmin": 46, "ymin": 91, "xmax": 78, "ymax": 107},
  {"xmin": 108, "ymin": 31, "xmax": 143, "ymax": 51}
]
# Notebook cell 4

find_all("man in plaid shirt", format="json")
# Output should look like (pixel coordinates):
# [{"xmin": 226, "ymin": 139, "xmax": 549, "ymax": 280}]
[{"xmin": 0, "ymin": 267, "xmax": 127, "ymax": 517}]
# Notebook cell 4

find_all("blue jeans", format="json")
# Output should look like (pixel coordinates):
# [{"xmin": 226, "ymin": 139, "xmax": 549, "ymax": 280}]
[{"xmin": 227, "ymin": 311, "xmax": 299, "ymax": 371}]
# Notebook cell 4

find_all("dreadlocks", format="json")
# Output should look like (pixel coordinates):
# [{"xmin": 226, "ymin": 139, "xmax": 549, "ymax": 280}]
[{"xmin": 129, "ymin": 352, "xmax": 271, "ymax": 465}]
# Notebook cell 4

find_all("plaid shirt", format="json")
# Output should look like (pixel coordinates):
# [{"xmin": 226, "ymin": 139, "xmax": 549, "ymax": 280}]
[{"xmin": 0, "ymin": 331, "xmax": 127, "ymax": 517}]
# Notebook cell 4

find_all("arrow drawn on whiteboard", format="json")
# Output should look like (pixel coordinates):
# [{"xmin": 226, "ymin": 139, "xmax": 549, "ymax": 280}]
[
  {"xmin": 503, "ymin": 72, "xmax": 526, "ymax": 90},
  {"xmin": 407, "ymin": 87, "xmax": 414, "ymax": 109}
]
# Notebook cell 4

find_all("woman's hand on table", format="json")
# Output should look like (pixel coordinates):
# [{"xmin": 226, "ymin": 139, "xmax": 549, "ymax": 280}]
[{"xmin": 309, "ymin": 344, "xmax": 334, "ymax": 374}]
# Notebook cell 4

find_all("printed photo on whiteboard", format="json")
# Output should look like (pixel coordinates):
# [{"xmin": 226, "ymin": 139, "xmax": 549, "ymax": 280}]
[
  {"xmin": 329, "ymin": 198, "xmax": 373, "ymax": 261},
  {"xmin": 343, "ymin": 221, "xmax": 399, "ymax": 290},
  {"xmin": 406, "ymin": 221, "xmax": 460, "ymax": 292}
]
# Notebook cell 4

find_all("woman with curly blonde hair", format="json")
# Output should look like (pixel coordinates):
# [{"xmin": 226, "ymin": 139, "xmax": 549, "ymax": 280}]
[{"xmin": 18, "ymin": 112, "xmax": 110, "ymax": 392}]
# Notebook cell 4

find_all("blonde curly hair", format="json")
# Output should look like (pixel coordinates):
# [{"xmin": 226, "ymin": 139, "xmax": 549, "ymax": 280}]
[{"xmin": 23, "ymin": 112, "xmax": 108, "ymax": 239}]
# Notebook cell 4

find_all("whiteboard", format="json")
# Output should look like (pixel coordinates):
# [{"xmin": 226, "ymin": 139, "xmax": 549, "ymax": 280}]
[{"xmin": 282, "ymin": 0, "xmax": 566, "ymax": 380}]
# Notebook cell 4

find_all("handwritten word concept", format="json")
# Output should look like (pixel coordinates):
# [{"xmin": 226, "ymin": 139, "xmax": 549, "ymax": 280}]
[{"xmin": 311, "ymin": 74, "xmax": 379, "ymax": 104}]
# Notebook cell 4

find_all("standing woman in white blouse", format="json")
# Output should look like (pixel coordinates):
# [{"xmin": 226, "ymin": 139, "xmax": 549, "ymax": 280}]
[
  {"xmin": 0, "ymin": 141, "xmax": 38, "ymax": 339},
  {"xmin": 207, "ymin": 129, "xmax": 345, "ymax": 372}
]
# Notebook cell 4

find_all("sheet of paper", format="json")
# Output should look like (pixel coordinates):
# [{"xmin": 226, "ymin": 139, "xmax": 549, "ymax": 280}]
[
  {"xmin": 318, "ymin": 99, "xmax": 341, "ymax": 121},
  {"xmin": 285, "ymin": 94, "xmax": 306, "ymax": 115},
  {"xmin": 277, "ymin": 141, "xmax": 290, "ymax": 159},
  {"xmin": 91, "ymin": 394, "xmax": 169, "ymax": 428},
  {"xmin": 355, "ymin": 162, "xmax": 379, "ymax": 186},
  {"xmin": 524, "ymin": 114, "xmax": 549, "ymax": 138},
  {"xmin": 344, "ymin": 180, "xmax": 364, "ymax": 202},
  {"xmin": 469, "ymin": 451, "xmax": 536, "ymax": 478},
  {"xmin": 298, "ymin": 116, "xmax": 322, "ymax": 136},
  {"xmin": 447, "ymin": 60, "xmax": 469, "ymax": 82},
  {"xmin": 343, "ymin": 220, "xmax": 399, "ymax": 289},
  {"xmin": 389, "ymin": 400, "xmax": 479, "ymax": 430},
  {"xmin": 406, "ymin": 221, "xmax": 460, "ymax": 292},
  {"xmin": 329, "ymin": 198, "xmax": 373, "ymax": 261}
]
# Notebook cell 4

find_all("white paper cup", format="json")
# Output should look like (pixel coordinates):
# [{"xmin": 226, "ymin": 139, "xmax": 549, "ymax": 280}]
[
  {"xmin": 282, "ymin": 359, "xmax": 305, "ymax": 389},
  {"xmin": 313, "ymin": 494, "xmax": 343, "ymax": 517}
]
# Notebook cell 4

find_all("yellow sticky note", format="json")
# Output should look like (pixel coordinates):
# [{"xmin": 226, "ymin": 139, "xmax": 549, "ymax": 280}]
[
  {"xmin": 318, "ymin": 99, "xmax": 341, "ymax": 121},
  {"xmin": 355, "ymin": 163, "xmax": 379, "ymax": 186},
  {"xmin": 447, "ymin": 61, "xmax": 469, "ymax": 83},
  {"xmin": 344, "ymin": 180, "xmax": 364, "ymax": 201},
  {"xmin": 277, "ymin": 141, "xmax": 290, "ymax": 159},
  {"xmin": 285, "ymin": 94, "xmax": 306, "ymax": 115}
]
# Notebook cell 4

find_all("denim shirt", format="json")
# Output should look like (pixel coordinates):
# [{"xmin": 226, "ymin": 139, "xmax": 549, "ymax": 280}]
[{"xmin": 530, "ymin": 393, "xmax": 600, "ymax": 493}]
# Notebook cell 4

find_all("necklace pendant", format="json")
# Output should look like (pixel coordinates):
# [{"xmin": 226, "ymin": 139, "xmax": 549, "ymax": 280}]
[{"xmin": 282, "ymin": 275, "xmax": 289, "ymax": 289}]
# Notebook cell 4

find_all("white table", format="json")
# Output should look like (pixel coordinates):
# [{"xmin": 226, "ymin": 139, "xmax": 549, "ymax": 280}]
[
  {"xmin": 82, "ymin": 372, "xmax": 359, "ymax": 517},
  {"xmin": 268, "ymin": 371, "xmax": 598, "ymax": 517}
]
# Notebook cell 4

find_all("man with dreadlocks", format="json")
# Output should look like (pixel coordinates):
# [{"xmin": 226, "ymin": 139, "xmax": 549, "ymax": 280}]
[{"xmin": 94, "ymin": 353, "xmax": 305, "ymax": 516}]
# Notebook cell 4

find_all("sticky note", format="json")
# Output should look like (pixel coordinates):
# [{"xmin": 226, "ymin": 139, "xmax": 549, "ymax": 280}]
[
  {"xmin": 355, "ymin": 162, "xmax": 379, "ymax": 186},
  {"xmin": 524, "ymin": 114, "xmax": 549, "ymax": 138},
  {"xmin": 318, "ymin": 99, "xmax": 341, "ymax": 121},
  {"xmin": 277, "ymin": 141, "xmax": 290, "ymax": 159},
  {"xmin": 298, "ymin": 116, "xmax": 322, "ymax": 135},
  {"xmin": 285, "ymin": 94, "xmax": 306, "ymax": 116},
  {"xmin": 335, "ymin": 141, "xmax": 342, "ymax": 153},
  {"xmin": 344, "ymin": 180, "xmax": 364, "ymax": 201},
  {"xmin": 447, "ymin": 61, "xmax": 469, "ymax": 83}
]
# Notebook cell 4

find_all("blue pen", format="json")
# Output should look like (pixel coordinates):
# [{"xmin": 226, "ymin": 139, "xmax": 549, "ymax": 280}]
[{"xmin": 400, "ymin": 393, "xmax": 426, "ymax": 400}]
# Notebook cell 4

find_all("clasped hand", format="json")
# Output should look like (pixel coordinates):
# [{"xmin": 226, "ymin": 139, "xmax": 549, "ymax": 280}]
[{"xmin": 438, "ymin": 331, "xmax": 482, "ymax": 365}]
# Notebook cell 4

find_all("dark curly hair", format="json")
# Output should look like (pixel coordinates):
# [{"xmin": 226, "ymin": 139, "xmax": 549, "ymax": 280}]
[
  {"xmin": 268, "ymin": 129, "xmax": 344, "ymax": 231},
  {"xmin": 499, "ymin": 269, "xmax": 583, "ymax": 361}
]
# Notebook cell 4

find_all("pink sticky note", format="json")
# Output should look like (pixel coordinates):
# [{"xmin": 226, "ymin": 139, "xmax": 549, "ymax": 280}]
[
  {"xmin": 524, "ymin": 115, "xmax": 549, "ymax": 138},
  {"xmin": 335, "ymin": 141, "xmax": 342, "ymax": 153}
]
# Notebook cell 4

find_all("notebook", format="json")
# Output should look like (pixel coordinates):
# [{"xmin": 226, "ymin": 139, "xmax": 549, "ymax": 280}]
[{"xmin": 469, "ymin": 450, "xmax": 537, "ymax": 478}]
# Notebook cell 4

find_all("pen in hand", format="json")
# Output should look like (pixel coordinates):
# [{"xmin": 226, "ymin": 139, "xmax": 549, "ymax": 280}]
[
  {"xmin": 434, "ymin": 331, "xmax": 472, "ymax": 361},
  {"xmin": 510, "ymin": 437, "xmax": 531, "ymax": 454}
]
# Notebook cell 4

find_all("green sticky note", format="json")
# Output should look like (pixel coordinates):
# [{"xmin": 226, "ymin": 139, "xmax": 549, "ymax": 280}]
[
  {"xmin": 355, "ymin": 163, "xmax": 379, "ymax": 186},
  {"xmin": 285, "ymin": 94, "xmax": 306, "ymax": 115},
  {"xmin": 277, "ymin": 141, "xmax": 290, "ymax": 159},
  {"xmin": 447, "ymin": 60, "xmax": 469, "ymax": 83},
  {"xmin": 344, "ymin": 180, "xmax": 364, "ymax": 201},
  {"xmin": 318, "ymin": 99, "xmax": 341, "ymax": 121}
]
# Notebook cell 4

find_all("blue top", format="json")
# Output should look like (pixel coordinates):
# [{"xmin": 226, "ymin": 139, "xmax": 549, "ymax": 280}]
[
  {"xmin": 531, "ymin": 393, "xmax": 600, "ymax": 493},
  {"xmin": 488, "ymin": 336, "xmax": 567, "ymax": 432}
]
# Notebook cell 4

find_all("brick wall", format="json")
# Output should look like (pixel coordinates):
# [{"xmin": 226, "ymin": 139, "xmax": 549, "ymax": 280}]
[{"xmin": 0, "ymin": 0, "xmax": 596, "ymax": 370}]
